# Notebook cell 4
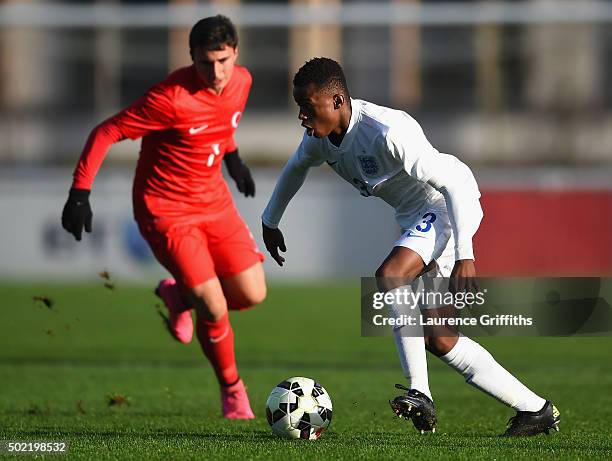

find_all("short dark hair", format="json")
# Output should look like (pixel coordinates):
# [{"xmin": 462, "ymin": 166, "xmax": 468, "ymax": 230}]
[
  {"xmin": 189, "ymin": 15, "xmax": 238, "ymax": 52},
  {"xmin": 293, "ymin": 57, "xmax": 350, "ymax": 97}
]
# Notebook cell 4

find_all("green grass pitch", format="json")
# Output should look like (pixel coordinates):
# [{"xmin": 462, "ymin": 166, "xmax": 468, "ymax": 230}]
[{"xmin": 1, "ymin": 282, "xmax": 611, "ymax": 460}]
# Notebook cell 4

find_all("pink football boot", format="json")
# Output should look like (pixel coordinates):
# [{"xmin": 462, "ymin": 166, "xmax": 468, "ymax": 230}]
[
  {"xmin": 221, "ymin": 379, "xmax": 255, "ymax": 419},
  {"xmin": 155, "ymin": 278, "xmax": 193, "ymax": 344}
]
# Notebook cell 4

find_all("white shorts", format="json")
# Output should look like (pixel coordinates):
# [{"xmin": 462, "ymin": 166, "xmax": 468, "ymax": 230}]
[{"xmin": 393, "ymin": 202, "xmax": 456, "ymax": 278}]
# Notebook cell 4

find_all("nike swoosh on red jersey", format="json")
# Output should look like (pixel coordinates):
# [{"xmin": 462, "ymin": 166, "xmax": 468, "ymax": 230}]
[{"xmin": 188, "ymin": 124, "xmax": 209, "ymax": 135}]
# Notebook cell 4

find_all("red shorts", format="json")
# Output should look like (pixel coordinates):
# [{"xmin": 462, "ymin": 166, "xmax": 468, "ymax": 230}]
[{"xmin": 137, "ymin": 206, "xmax": 264, "ymax": 289}]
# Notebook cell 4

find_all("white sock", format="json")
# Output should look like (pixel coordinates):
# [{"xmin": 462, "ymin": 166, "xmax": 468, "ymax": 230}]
[
  {"xmin": 388, "ymin": 284, "xmax": 432, "ymax": 400},
  {"xmin": 393, "ymin": 330, "xmax": 432, "ymax": 400},
  {"xmin": 440, "ymin": 335, "xmax": 546, "ymax": 412}
]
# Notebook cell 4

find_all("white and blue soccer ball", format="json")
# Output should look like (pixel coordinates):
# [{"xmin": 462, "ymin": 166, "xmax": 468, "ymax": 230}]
[{"xmin": 265, "ymin": 377, "xmax": 333, "ymax": 440}]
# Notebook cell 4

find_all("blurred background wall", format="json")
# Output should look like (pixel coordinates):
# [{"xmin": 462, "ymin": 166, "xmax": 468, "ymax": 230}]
[{"xmin": 0, "ymin": 0, "xmax": 610, "ymax": 281}]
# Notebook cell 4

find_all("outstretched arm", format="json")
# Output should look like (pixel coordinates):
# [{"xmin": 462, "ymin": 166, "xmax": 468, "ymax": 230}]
[
  {"xmin": 261, "ymin": 140, "xmax": 321, "ymax": 266},
  {"xmin": 261, "ymin": 153, "xmax": 311, "ymax": 229},
  {"xmin": 71, "ymin": 119, "xmax": 128, "ymax": 190},
  {"xmin": 72, "ymin": 85, "xmax": 174, "ymax": 190},
  {"xmin": 61, "ymin": 118, "xmax": 129, "ymax": 241},
  {"xmin": 63, "ymin": 85, "xmax": 174, "ymax": 241}
]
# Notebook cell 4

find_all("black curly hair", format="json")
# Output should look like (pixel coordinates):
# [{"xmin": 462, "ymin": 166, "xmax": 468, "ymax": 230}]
[
  {"xmin": 189, "ymin": 15, "xmax": 238, "ymax": 52},
  {"xmin": 293, "ymin": 57, "xmax": 350, "ymax": 97}
]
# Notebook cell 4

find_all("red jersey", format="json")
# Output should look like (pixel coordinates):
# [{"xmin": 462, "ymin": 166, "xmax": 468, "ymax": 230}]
[{"xmin": 72, "ymin": 65, "xmax": 252, "ymax": 219}]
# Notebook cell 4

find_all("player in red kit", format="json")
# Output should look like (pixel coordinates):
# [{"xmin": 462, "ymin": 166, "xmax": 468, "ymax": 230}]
[{"xmin": 61, "ymin": 15, "xmax": 265, "ymax": 419}]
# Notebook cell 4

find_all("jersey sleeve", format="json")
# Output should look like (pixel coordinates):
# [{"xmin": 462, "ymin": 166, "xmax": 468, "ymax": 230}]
[
  {"xmin": 226, "ymin": 136, "xmax": 237, "ymax": 154},
  {"xmin": 384, "ymin": 119, "xmax": 482, "ymax": 261},
  {"xmin": 225, "ymin": 68, "xmax": 253, "ymax": 154},
  {"xmin": 261, "ymin": 134, "xmax": 325, "ymax": 228},
  {"xmin": 72, "ymin": 84, "xmax": 175, "ymax": 190}
]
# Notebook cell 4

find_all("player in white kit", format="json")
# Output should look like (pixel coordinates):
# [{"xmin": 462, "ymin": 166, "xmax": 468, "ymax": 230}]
[{"xmin": 262, "ymin": 58, "xmax": 560, "ymax": 437}]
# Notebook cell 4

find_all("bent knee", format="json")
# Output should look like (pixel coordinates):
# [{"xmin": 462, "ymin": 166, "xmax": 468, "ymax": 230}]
[
  {"xmin": 424, "ymin": 335, "xmax": 458, "ymax": 357},
  {"xmin": 375, "ymin": 261, "xmax": 405, "ymax": 279},
  {"xmin": 230, "ymin": 285, "xmax": 267, "ymax": 310},
  {"xmin": 376, "ymin": 247, "xmax": 425, "ymax": 282},
  {"xmin": 375, "ymin": 262, "xmax": 419, "ymax": 291},
  {"xmin": 242, "ymin": 284, "xmax": 267, "ymax": 307},
  {"xmin": 190, "ymin": 285, "xmax": 227, "ymax": 320}
]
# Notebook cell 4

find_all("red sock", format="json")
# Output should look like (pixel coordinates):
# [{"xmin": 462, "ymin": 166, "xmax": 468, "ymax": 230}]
[{"xmin": 196, "ymin": 313, "xmax": 239, "ymax": 387}]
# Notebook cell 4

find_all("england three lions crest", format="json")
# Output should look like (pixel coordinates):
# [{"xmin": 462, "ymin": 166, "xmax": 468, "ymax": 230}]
[{"xmin": 358, "ymin": 155, "xmax": 379, "ymax": 177}]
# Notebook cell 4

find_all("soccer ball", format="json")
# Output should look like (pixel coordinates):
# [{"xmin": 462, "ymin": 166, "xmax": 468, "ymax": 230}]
[{"xmin": 265, "ymin": 377, "xmax": 333, "ymax": 440}]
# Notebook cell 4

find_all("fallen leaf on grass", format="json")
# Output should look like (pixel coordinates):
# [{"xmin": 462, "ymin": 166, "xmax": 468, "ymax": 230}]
[
  {"xmin": 107, "ymin": 394, "xmax": 131, "ymax": 407},
  {"xmin": 99, "ymin": 270, "xmax": 116, "ymax": 290},
  {"xmin": 77, "ymin": 400, "xmax": 86, "ymax": 414},
  {"xmin": 33, "ymin": 295, "xmax": 55, "ymax": 309},
  {"xmin": 26, "ymin": 404, "xmax": 47, "ymax": 415}
]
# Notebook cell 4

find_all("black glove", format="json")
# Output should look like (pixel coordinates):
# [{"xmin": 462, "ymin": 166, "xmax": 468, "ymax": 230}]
[
  {"xmin": 224, "ymin": 149, "xmax": 255, "ymax": 197},
  {"xmin": 61, "ymin": 188, "xmax": 93, "ymax": 241}
]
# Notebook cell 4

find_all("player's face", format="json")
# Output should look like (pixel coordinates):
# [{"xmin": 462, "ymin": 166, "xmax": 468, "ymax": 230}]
[
  {"xmin": 293, "ymin": 83, "xmax": 340, "ymax": 138},
  {"xmin": 192, "ymin": 45, "xmax": 238, "ymax": 94}
]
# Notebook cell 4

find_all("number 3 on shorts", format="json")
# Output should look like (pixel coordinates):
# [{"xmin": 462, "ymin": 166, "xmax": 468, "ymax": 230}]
[{"xmin": 415, "ymin": 212, "xmax": 437, "ymax": 233}]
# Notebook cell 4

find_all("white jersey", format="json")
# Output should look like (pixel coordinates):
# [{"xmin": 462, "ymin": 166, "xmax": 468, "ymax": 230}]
[{"xmin": 262, "ymin": 99, "xmax": 482, "ymax": 260}]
